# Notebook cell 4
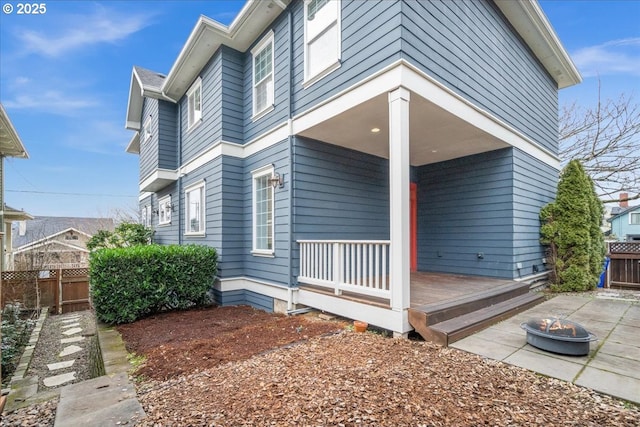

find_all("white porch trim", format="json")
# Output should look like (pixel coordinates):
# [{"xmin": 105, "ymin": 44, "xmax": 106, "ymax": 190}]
[
  {"xmin": 296, "ymin": 288, "xmax": 411, "ymax": 334},
  {"xmin": 216, "ymin": 276, "xmax": 297, "ymax": 308},
  {"xmin": 388, "ymin": 87, "xmax": 411, "ymax": 312}
]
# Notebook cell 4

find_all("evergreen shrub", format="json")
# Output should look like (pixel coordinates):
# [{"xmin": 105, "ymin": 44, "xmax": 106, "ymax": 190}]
[
  {"xmin": 540, "ymin": 160, "xmax": 605, "ymax": 292},
  {"xmin": 89, "ymin": 244, "xmax": 217, "ymax": 324}
]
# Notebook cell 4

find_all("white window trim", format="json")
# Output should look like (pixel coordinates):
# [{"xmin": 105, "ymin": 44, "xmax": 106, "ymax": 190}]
[
  {"xmin": 184, "ymin": 181, "xmax": 206, "ymax": 236},
  {"xmin": 251, "ymin": 164, "xmax": 275, "ymax": 257},
  {"xmin": 630, "ymin": 212, "xmax": 640, "ymax": 225},
  {"xmin": 251, "ymin": 31, "xmax": 275, "ymax": 121},
  {"xmin": 158, "ymin": 195, "xmax": 172, "ymax": 226},
  {"xmin": 141, "ymin": 205, "xmax": 151, "ymax": 228},
  {"xmin": 186, "ymin": 77, "xmax": 202, "ymax": 131},
  {"xmin": 143, "ymin": 116, "xmax": 152, "ymax": 142},
  {"xmin": 303, "ymin": 0, "xmax": 342, "ymax": 88}
]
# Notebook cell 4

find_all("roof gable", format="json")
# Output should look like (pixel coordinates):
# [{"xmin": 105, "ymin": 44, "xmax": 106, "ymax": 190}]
[
  {"xmin": 609, "ymin": 205, "xmax": 640, "ymax": 222},
  {"xmin": 12, "ymin": 216, "xmax": 114, "ymax": 249}
]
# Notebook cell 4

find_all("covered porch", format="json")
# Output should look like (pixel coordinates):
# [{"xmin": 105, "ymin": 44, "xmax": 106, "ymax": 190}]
[{"xmin": 291, "ymin": 62, "xmax": 553, "ymax": 336}]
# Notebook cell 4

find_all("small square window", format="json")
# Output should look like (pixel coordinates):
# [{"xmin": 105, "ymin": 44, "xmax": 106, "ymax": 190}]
[
  {"xmin": 187, "ymin": 78, "xmax": 202, "ymax": 129},
  {"xmin": 630, "ymin": 212, "xmax": 640, "ymax": 225},
  {"xmin": 143, "ymin": 116, "xmax": 152, "ymax": 141}
]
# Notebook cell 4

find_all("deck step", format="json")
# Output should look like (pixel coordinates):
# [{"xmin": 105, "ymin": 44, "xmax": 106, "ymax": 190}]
[
  {"xmin": 409, "ymin": 292, "xmax": 544, "ymax": 346},
  {"xmin": 413, "ymin": 281, "xmax": 531, "ymax": 325}
]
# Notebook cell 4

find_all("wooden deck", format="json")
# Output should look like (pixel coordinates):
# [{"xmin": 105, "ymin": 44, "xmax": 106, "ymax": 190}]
[{"xmin": 299, "ymin": 271, "xmax": 544, "ymax": 345}]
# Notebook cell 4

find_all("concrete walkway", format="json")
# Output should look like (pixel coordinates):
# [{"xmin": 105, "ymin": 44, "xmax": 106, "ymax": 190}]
[{"xmin": 452, "ymin": 292, "xmax": 640, "ymax": 404}]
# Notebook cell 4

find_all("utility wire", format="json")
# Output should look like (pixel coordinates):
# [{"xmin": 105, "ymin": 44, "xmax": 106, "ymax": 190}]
[{"xmin": 6, "ymin": 189, "xmax": 137, "ymax": 198}]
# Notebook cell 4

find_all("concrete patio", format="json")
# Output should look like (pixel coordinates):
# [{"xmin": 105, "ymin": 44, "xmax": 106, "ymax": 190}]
[{"xmin": 452, "ymin": 292, "xmax": 640, "ymax": 404}]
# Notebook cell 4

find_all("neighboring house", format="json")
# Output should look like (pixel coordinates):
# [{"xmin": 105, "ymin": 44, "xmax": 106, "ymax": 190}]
[
  {"xmin": 0, "ymin": 103, "xmax": 32, "ymax": 271},
  {"xmin": 10, "ymin": 216, "xmax": 115, "ymax": 270},
  {"xmin": 609, "ymin": 205, "xmax": 640, "ymax": 242},
  {"xmin": 125, "ymin": 0, "xmax": 580, "ymax": 335}
]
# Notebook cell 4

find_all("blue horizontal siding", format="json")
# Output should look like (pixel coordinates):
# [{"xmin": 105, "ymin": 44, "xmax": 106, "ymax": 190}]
[
  {"xmin": 400, "ymin": 0, "xmax": 558, "ymax": 154},
  {"xmin": 157, "ymin": 100, "xmax": 177, "ymax": 170},
  {"xmin": 139, "ymin": 98, "xmax": 159, "ymax": 180},
  {"xmin": 417, "ymin": 148, "xmax": 515, "ymax": 278}
]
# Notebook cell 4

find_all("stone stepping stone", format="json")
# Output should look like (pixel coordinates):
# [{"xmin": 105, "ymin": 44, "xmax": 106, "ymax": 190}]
[
  {"xmin": 59, "ymin": 345, "xmax": 82, "ymax": 357},
  {"xmin": 43, "ymin": 372, "xmax": 76, "ymax": 387},
  {"xmin": 62, "ymin": 322, "xmax": 81, "ymax": 329},
  {"xmin": 62, "ymin": 327, "xmax": 82, "ymax": 336},
  {"xmin": 62, "ymin": 316, "xmax": 80, "ymax": 322},
  {"xmin": 61, "ymin": 336, "xmax": 85, "ymax": 344},
  {"xmin": 47, "ymin": 360, "xmax": 75, "ymax": 371}
]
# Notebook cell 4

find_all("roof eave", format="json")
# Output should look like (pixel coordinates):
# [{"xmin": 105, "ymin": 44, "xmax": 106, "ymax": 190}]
[
  {"xmin": 0, "ymin": 104, "xmax": 30, "ymax": 159},
  {"xmin": 162, "ymin": 0, "xmax": 290, "ymax": 101},
  {"xmin": 495, "ymin": 0, "xmax": 582, "ymax": 89},
  {"xmin": 126, "ymin": 131, "xmax": 140, "ymax": 154}
]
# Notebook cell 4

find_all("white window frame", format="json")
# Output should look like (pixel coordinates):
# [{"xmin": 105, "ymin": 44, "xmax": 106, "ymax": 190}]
[
  {"xmin": 185, "ymin": 181, "xmax": 206, "ymax": 236},
  {"xmin": 251, "ymin": 165, "xmax": 275, "ymax": 256},
  {"xmin": 251, "ymin": 31, "xmax": 275, "ymax": 120},
  {"xmin": 158, "ymin": 195, "xmax": 172, "ymax": 226},
  {"xmin": 187, "ymin": 78, "xmax": 202, "ymax": 130},
  {"xmin": 303, "ymin": 0, "xmax": 341, "ymax": 87},
  {"xmin": 630, "ymin": 212, "xmax": 640, "ymax": 225},
  {"xmin": 141, "ymin": 205, "xmax": 151, "ymax": 228},
  {"xmin": 143, "ymin": 116, "xmax": 152, "ymax": 142}
]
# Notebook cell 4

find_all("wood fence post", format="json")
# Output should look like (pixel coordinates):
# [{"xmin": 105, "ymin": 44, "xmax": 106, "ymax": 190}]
[{"xmin": 58, "ymin": 269, "xmax": 63, "ymax": 314}]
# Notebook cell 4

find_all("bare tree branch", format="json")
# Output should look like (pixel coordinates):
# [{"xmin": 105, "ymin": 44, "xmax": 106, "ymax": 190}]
[{"xmin": 560, "ymin": 83, "xmax": 640, "ymax": 204}]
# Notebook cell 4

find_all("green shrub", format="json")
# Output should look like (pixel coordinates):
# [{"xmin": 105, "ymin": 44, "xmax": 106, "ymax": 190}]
[
  {"xmin": 87, "ymin": 222, "xmax": 153, "ymax": 251},
  {"xmin": 89, "ymin": 245, "xmax": 218, "ymax": 324},
  {"xmin": 540, "ymin": 160, "xmax": 605, "ymax": 292}
]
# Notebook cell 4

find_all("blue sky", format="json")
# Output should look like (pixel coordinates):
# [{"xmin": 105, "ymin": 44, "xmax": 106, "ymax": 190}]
[{"xmin": 1, "ymin": 0, "xmax": 638, "ymax": 218}]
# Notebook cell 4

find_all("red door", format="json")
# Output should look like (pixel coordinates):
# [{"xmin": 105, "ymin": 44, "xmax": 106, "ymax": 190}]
[{"xmin": 410, "ymin": 183, "xmax": 418, "ymax": 272}]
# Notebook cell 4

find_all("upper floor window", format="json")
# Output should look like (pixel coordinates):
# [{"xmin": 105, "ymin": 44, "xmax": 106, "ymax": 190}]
[
  {"xmin": 143, "ymin": 116, "xmax": 152, "ymax": 142},
  {"xmin": 187, "ymin": 78, "xmax": 202, "ymax": 129},
  {"xmin": 185, "ymin": 181, "xmax": 205, "ymax": 235},
  {"xmin": 158, "ymin": 195, "xmax": 172, "ymax": 226},
  {"xmin": 141, "ymin": 205, "xmax": 151, "ymax": 227},
  {"xmin": 630, "ymin": 212, "xmax": 640, "ymax": 225},
  {"xmin": 251, "ymin": 165, "xmax": 275, "ymax": 256},
  {"xmin": 304, "ymin": 0, "xmax": 341, "ymax": 86},
  {"xmin": 252, "ymin": 31, "xmax": 274, "ymax": 119}
]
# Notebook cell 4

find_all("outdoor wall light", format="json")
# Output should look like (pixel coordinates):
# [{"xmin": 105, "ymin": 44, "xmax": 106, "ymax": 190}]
[{"xmin": 270, "ymin": 172, "xmax": 284, "ymax": 189}]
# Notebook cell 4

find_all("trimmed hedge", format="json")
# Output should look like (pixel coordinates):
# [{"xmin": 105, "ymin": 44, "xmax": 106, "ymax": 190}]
[{"xmin": 90, "ymin": 244, "xmax": 218, "ymax": 324}]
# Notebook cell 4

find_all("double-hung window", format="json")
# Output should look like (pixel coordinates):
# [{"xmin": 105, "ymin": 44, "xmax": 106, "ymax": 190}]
[
  {"xmin": 141, "ymin": 205, "xmax": 151, "ymax": 227},
  {"xmin": 158, "ymin": 195, "xmax": 172, "ymax": 226},
  {"xmin": 185, "ymin": 181, "xmax": 205, "ymax": 235},
  {"xmin": 187, "ymin": 78, "xmax": 202, "ymax": 129},
  {"xmin": 252, "ymin": 31, "xmax": 274, "ymax": 119},
  {"xmin": 252, "ymin": 166, "xmax": 275, "ymax": 255},
  {"xmin": 304, "ymin": 0, "xmax": 341, "ymax": 85},
  {"xmin": 630, "ymin": 212, "xmax": 640, "ymax": 225}
]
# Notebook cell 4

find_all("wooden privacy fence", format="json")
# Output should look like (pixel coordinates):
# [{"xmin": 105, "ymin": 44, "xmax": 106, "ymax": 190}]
[
  {"xmin": 607, "ymin": 242, "xmax": 640, "ymax": 290},
  {"xmin": 1, "ymin": 268, "xmax": 90, "ymax": 314}
]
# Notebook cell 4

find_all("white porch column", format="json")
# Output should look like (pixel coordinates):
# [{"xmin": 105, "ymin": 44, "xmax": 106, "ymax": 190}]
[{"xmin": 388, "ymin": 87, "xmax": 411, "ymax": 312}]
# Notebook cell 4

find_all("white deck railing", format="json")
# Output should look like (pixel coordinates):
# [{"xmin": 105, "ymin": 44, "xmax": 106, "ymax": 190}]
[{"xmin": 297, "ymin": 240, "xmax": 391, "ymax": 299}]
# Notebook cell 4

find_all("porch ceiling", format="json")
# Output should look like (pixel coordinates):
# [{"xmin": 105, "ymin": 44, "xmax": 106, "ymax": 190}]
[{"xmin": 297, "ymin": 93, "xmax": 509, "ymax": 166}]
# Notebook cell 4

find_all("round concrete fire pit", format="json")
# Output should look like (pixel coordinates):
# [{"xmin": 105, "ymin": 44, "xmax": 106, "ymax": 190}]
[{"xmin": 520, "ymin": 317, "xmax": 597, "ymax": 356}]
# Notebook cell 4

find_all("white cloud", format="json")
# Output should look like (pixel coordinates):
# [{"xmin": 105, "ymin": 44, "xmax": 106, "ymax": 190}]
[
  {"xmin": 63, "ymin": 119, "xmax": 131, "ymax": 155},
  {"xmin": 572, "ymin": 38, "xmax": 640, "ymax": 78},
  {"xmin": 3, "ymin": 90, "xmax": 97, "ymax": 114},
  {"xmin": 17, "ymin": 6, "xmax": 152, "ymax": 57}
]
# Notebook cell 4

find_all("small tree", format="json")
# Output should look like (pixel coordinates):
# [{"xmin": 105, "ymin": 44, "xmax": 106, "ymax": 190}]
[
  {"xmin": 540, "ymin": 160, "xmax": 605, "ymax": 292},
  {"xmin": 86, "ymin": 222, "xmax": 153, "ymax": 251}
]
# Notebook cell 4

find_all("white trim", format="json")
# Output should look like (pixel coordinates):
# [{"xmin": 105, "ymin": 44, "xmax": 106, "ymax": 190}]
[
  {"xmin": 251, "ymin": 30, "xmax": 275, "ymax": 119},
  {"xmin": 184, "ymin": 180, "xmax": 206, "ymax": 236},
  {"xmin": 216, "ymin": 277, "xmax": 294, "ymax": 303},
  {"xmin": 158, "ymin": 195, "xmax": 172, "ymax": 226},
  {"xmin": 143, "ymin": 116, "xmax": 152, "ymax": 142},
  {"xmin": 126, "ymin": 132, "xmax": 140, "ymax": 154},
  {"xmin": 186, "ymin": 77, "xmax": 203, "ymax": 131},
  {"xmin": 252, "ymin": 164, "xmax": 275, "ymax": 255},
  {"xmin": 139, "ymin": 168, "xmax": 179, "ymax": 193},
  {"xmin": 12, "ymin": 239, "xmax": 89, "ymax": 256},
  {"xmin": 297, "ymin": 288, "xmax": 410, "ymax": 333},
  {"xmin": 139, "ymin": 192, "xmax": 153, "ymax": 202}
]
